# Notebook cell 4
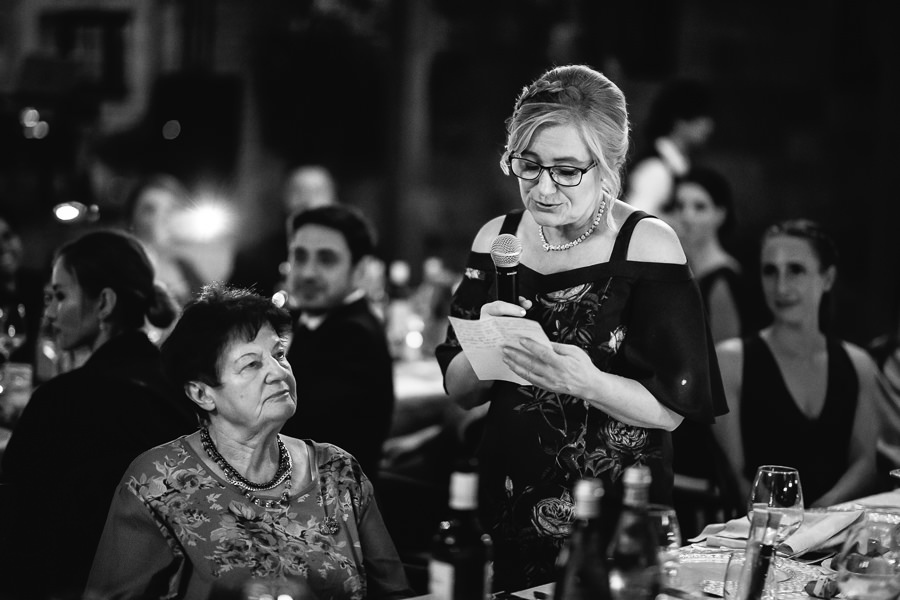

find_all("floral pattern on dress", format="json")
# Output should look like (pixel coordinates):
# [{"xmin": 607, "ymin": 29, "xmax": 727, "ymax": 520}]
[
  {"xmin": 124, "ymin": 440, "xmax": 369, "ymax": 600},
  {"xmin": 515, "ymin": 281, "xmax": 657, "ymax": 485},
  {"xmin": 490, "ymin": 280, "xmax": 662, "ymax": 584}
]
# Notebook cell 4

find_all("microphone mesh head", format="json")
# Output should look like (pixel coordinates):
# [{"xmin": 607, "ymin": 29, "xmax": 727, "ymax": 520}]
[{"xmin": 490, "ymin": 234, "xmax": 523, "ymax": 268}]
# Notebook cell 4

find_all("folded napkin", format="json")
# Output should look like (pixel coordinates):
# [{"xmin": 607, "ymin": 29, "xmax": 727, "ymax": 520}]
[
  {"xmin": 689, "ymin": 509, "xmax": 865, "ymax": 555},
  {"xmin": 829, "ymin": 490, "xmax": 900, "ymax": 511}
]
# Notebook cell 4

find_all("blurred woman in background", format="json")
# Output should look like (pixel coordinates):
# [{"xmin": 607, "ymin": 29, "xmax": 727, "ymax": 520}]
[
  {"xmin": 667, "ymin": 167, "xmax": 749, "ymax": 533},
  {"xmin": 713, "ymin": 219, "xmax": 882, "ymax": 508},
  {"xmin": 669, "ymin": 167, "xmax": 747, "ymax": 343},
  {"xmin": 126, "ymin": 174, "xmax": 205, "ymax": 307},
  {"xmin": 1, "ymin": 230, "xmax": 196, "ymax": 599}
]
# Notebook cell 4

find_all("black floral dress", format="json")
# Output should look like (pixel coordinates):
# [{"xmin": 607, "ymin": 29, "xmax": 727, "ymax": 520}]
[{"xmin": 436, "ymin": 209, "xmax": 727, "ymax": 591}]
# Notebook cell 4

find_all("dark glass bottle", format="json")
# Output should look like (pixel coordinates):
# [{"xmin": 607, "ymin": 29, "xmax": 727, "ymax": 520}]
[
  {"xmin": 606, "ymin": 465, "xmax": 661, "ymax": 600},
  {"xmin": 429, "ymin": 471, "xmax": 493, "ymax": 600},
  {"xmin": 554, "ymin": 478, "xmax": 611, "ymax": 600}
]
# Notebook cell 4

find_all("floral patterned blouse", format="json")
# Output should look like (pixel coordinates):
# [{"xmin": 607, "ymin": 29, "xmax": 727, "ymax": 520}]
[
  {"xmin": 86, "ymin": 436, "xmax": 412, "ymax": 600},
  {"xmin": 435, "ymin": 209, "xmax": 727, "ymax": 591}
]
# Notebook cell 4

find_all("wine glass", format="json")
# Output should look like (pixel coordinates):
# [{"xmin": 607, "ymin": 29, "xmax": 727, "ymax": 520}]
[
  {"xmin": 647, "ymin": 504, "xmax": 683, "ymax": 584},
  {"xmin": 747, "ymin": 465, "xmax": 804, "ymax": 545},
  {"xmin": 833, "ymin": 509, "xmax": 900, "ymax": 600}
]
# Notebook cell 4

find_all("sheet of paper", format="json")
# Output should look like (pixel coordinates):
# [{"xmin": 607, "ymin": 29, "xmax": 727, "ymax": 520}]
[{"xmin": 448, "ymin": 316, "xmax": 552, "ymax": 385}]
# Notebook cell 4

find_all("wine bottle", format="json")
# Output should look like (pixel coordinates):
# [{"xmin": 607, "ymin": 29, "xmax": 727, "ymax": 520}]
[
  {"xmin": 554, "ymin": 478, "xmax": 611, "ymax": 600},
  {"xmin": 606, "ymin": 465, "xmax": 661, "ymax": 600},
  {"xmin": 429, "ymin": 471, "xmax": 493, "ymax": 600}
]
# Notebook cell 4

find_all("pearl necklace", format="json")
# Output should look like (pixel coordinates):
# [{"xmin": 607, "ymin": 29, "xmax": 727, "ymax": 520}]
[
  {"xmin": 538, "ymin": 197, "xmax": 607, "ymax": 252},
  {"xmin": 200, "ymin": 427, "xmax": 293, "ymax": 509}
]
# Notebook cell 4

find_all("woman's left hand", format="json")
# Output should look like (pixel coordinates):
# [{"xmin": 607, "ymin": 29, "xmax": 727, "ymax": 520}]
[{"xmin": 501, "ymin": 338, "xmax": 594, "ymax": 397}]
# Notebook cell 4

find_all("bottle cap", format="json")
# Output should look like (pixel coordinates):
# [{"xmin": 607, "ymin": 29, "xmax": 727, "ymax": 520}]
[
  {"xmin": 449, "ymin": 471, "xmax": 478, "ymax": 510},
  {"xmin": 574, "ymin": 478, "xmax": 604, "ymax": 517},
  {"xmin": 574, "ymin": 478, "xmax": 604, "ymax": 503}
]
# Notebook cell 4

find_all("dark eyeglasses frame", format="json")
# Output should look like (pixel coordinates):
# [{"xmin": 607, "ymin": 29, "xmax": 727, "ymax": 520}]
[{"xmin": 507, "ymin": 156, "xmax": 598, "ymax": 187}]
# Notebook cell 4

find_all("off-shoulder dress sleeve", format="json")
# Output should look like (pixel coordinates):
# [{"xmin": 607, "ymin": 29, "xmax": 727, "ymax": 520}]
[{"xmin": 611, "ymin": 262, "xmax": 728, "ymax": 424}]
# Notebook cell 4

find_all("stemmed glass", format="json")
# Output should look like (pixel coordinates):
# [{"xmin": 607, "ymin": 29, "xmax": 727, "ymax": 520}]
[
  {"xmin": 647, "ymin": 504, "xmax": 683, "ymax": 584},
  {"xmin": 833, "ymin": 509, "xmax": 900, "ymax": 600},
  {"xmin": 747, "ymin": 465, "xmax": 804, "ymax": 547}
]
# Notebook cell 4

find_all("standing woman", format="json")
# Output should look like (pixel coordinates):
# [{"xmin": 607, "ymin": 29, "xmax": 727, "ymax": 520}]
[
  {"xmin": 1, "ymin": 230, "xmax": 196, "ymax": 599},
  {"xmin": 712, "ymin": 219, "xmax": 881, "ymax": 508},
  {"xmin": 436, "ymin": 64, "xmax": 726, "ymax": 591}
]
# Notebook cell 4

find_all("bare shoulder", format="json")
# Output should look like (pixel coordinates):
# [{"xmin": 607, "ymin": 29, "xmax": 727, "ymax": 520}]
[
  {"xmin": 842, "ymin": 340, "xmax": 879, "ymax": 378},
  {"xmin": 471, "ymin": 215, "xmax": 508, "ymax": 253},
  {"xmin": 625, "ymin": 211, "xmax": 687, "ymax": 264},
  {"xmin": 715, "ymin": 337, "xmax": 745, "ymax": 373}
]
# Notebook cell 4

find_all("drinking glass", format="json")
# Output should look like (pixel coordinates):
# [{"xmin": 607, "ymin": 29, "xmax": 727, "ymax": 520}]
[
  {"xmin": 647, "ymin": 504, "xmax": 683, "ymax": 584},
  {"xmin": 723, "ymin": 550, "xmax": 776, "ymax": 600},
  {"xmin": 833, "ymin": 509, "xmax": 900, "ymax": 600},
  {"xmin": 747, "ymin": 465, "xmax": 804, "ymax": 545}
]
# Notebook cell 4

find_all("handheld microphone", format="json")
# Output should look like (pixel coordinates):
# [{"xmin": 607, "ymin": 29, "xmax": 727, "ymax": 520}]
[{"xmin": 490, "ymin": 234, "xmax": 523, "ymax": 303}]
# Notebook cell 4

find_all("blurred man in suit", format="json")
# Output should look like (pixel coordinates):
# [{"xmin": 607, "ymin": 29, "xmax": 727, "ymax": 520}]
[{"xmin": 281, "ymin": 204, "xmax": 394, "ymax": 482}]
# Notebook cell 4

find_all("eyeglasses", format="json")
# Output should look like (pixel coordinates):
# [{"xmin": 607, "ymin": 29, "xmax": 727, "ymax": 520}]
[{"xmin": 508, "ymin": 156, "xmax": 597, "ymax": 187}]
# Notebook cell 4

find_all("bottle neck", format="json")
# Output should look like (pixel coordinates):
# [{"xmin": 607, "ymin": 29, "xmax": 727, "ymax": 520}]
[
  {"xmin": 622, "ymin": 483, "xmax": 649, "ymax": 509},
  {"xmin": 449, "ymin": 472, "xmax": 478, "ymax": 511},
  {"xmin": 575, "ymin": 499, "xmax": 601, "ymax": 520}
]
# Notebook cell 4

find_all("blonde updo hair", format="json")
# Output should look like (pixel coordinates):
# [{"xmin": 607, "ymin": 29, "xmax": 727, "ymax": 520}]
[{"xmin": 500, "ymin": 65, "xmax": 630, "ymax": 215}]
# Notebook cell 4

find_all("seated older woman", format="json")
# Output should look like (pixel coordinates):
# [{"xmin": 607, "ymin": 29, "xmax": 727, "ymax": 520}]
[{"xmin": 86, "ymin": 284, "xmax": 413, "ymax": 600}]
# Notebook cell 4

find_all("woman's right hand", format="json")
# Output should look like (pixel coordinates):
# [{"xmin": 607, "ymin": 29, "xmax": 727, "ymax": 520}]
[
  {"xmin": 446, "ymin": 297, "xmax": 532, "ymax": 407},
  {"xmin": 479, "ymin": 297, "xmax": 532, "ymax": 319}
]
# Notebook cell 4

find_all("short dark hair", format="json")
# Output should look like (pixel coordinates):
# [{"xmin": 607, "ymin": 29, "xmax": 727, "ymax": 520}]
[
  {"xmin": 161, "ymin": 283, "xmax": 292, "ymax": 394},
  {"xmin": 55, "ymin": 229, "xmax": 178, "ymax": 330},
  {"xmin": 288, "ymin": 205, "xmax": 376, "ymax": 265}
]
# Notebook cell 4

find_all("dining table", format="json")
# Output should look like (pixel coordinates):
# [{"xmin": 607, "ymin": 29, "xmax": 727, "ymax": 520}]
[{"xmin": 406, "ymin": 488, "xmax": 900, "ymax": 600}]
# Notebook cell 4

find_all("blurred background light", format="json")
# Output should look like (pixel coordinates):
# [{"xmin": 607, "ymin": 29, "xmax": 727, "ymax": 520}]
[
  {"xmin": 20, "ymin": 107, "xmax": 39, "ymax": 127},
  {"xmin": 176, "ymin": 194, "xmax": 233, "ymax": 242},
  {"xmin": 32, "ymin": 121, "xmax": 49, "ymax": 139},
  {"xmin": 53, "ymin": 202, "xmax": 99, "ymax": 223},
  {"xmin": 161, "ymin": 119, "xmax": 181, "ymax": 140}
]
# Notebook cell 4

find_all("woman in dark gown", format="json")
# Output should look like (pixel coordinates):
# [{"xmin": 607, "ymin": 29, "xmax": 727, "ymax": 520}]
[
  {"xmin": 436, "ymin": 65, "xmax": 727, "ymax": 591},
  {"xmin": 713, "ymin": 219, "xmax": 882, "ymax": 508}
]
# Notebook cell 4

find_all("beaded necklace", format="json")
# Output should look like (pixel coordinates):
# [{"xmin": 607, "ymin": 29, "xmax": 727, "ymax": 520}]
[
  {"xmin": 200, "ymin": 427, "xmax": 292, "ymax": 509},
  {"xmin": 538, "ymin": 197, "xmax": 607, "ymax": 252},
  {"xmin": 200, "ymin": 428, "xmax": 341, "ymax": 533}
]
